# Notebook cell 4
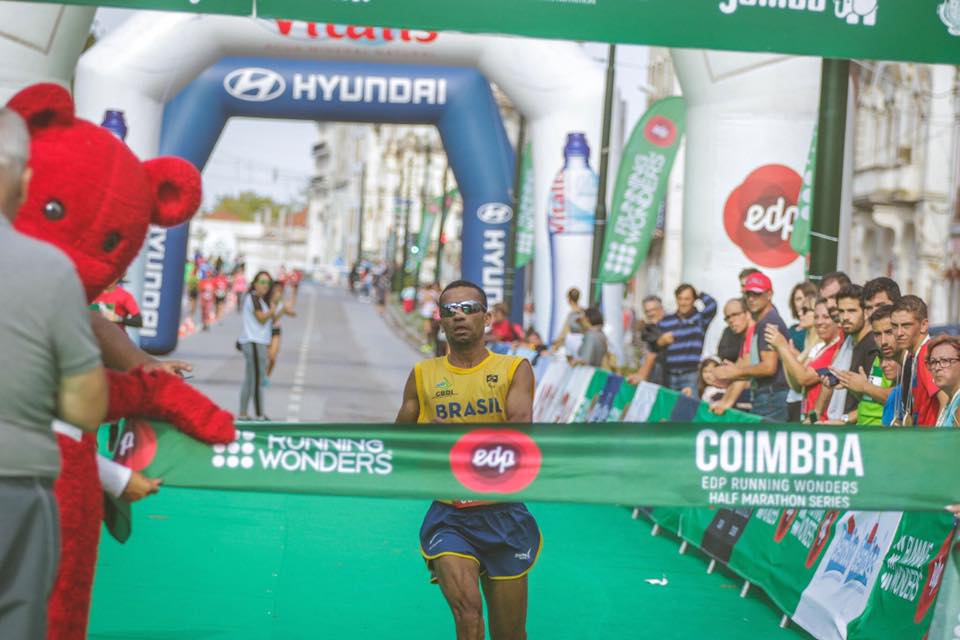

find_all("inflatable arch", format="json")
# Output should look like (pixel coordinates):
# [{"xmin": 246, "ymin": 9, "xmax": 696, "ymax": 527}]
[
  {"xmin": 74, "ymin": 13, "xmax": 606, "ymax": 352},
  {"xmin": 153, "ymin": 59, "xmax": 516, "ymax": 353}
]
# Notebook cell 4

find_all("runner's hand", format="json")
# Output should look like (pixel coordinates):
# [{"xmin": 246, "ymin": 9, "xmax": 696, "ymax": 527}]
[
  {"xmin": 946, "ymin": 505, "xmax": 960, "ymax": 515},
  {"xmin": 141, "ymin": 360, "xmax": 193, "ymax": 376},
  {"xmin": 121, "ymin": 472, "xmax": 162, "ymax": 503}
]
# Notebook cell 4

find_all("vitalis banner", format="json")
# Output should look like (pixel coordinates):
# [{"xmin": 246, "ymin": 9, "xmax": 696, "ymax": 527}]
[{"xmin": 116, "ymin": 420, "xmax": 960, "ymax": 511}]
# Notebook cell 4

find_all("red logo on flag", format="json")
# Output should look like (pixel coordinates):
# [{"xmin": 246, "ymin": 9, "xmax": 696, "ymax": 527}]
[
  {"xmin": 114, "ymin": 419, "xmax": 158, "ymax": 471},
  {"xmin": 644, "ymin": 116, "xmax": 677, "ymax": 148},
  {"xmin": 723, "ymin": 164, "xmax": 802, "ymax": 268},
  {"xmin": 449, "ymin": 429, "xmax": 542, "ymax": 494}
]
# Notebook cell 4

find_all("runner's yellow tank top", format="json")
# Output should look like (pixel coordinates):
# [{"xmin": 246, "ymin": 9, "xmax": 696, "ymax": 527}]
[{"xmin": 414, "ymin": 352, "xmax": 524, "ymax": 424}]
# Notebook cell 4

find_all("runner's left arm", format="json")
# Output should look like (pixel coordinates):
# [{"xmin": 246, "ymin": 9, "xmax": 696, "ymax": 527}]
[{"xmin": 505, "ymin": 360, "xmax": 535, "ymax": 423}]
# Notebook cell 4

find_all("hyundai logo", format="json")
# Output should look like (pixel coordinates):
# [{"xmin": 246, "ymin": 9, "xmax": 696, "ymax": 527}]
[
  {"xmin": 223, "ymin": 68, "xmax": 286, "ymax": 102},
  {"xmin": 477, "ymin": 202, "xmax": 513, "ymax": 225}
]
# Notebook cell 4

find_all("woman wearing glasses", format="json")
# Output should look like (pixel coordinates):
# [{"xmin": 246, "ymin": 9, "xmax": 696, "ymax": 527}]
[
  {"xmin": 929, "ymin": 335, "xmax": 960, "ymax": 427},
  {"xmin": 237, "ymin": 271, "xmax": 284, "ymax": 420}
]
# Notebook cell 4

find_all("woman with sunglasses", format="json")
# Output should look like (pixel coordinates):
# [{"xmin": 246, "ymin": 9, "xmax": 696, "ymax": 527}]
[
  {"xmin": 237, "ymin": 271, "xmax": 284, "ymax": 420},
  {"xmin": 928, "ymin": 335, "xmax": 960, "ymax": 427}
]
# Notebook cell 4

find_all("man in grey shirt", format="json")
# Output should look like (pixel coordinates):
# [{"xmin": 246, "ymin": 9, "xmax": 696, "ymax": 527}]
[
  {"xmin": 575, "ymin": 306, "xmax": 609, "ymax": 368},
  {"xmin": 0, "ymin": 108, "xmax": 107, "ymax": 639}
]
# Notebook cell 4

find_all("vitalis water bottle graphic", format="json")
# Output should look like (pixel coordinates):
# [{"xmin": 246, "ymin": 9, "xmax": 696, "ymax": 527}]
[
  {"xmin": 100, "ymin": 110, "xmax": 128, "ymax": 141},
  {"xmin": 793, "ymin": 511, "xmax": 902, "ymax": 639},
  {"xmin": 547, "ymin": 133, "xmax": 597, "ymax": 343}
]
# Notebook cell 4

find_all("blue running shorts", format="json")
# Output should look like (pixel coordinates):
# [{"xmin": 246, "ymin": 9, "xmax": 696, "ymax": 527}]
[{"xmin": 419, "ymin": 501, "xmax": 541, "ymax": 581}]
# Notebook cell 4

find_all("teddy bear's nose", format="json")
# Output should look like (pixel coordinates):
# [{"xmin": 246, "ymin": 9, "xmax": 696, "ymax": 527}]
[{"xmin": 43, "ymin": 199, "xmax": 65, "ymax": 221}]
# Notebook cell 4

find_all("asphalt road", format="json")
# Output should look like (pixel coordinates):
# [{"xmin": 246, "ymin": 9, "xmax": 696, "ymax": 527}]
[{"xmin": 172, "ymin": 283, "xmax": 419, "ymax": 424}]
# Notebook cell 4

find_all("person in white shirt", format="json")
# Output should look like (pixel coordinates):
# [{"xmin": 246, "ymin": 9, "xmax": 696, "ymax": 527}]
[{"xmin": 238, "ymin": 271, "xmax": 284, "ymax": 420}]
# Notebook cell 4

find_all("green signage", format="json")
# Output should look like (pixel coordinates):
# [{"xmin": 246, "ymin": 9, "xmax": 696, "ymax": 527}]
[
  {"xmin": 118, "ymin": 420, "xmax": 960, "ymax": 512},
  {"xmin": 791, "ymin": 123, "xmax": 818, "ymax": 259},
  {"xmin": 257, "ymin": 0, "xmax": 960, "ymax": 65},
  {"xmin": 598, "ymin": 97, "xmax": 684, "ymax": 285},
  {"xmin": 515, "ymin": 142, "xmax": 536, "ymax": 269},
  {"xmin": 25, "ymin": 0, "xmax": 960, "ymax": 65}
]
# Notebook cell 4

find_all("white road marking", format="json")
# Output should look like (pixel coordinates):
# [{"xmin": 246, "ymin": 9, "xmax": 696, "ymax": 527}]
[{"xmin": 286, "ymin": 288, "xmax": 319, "ymax": 423}]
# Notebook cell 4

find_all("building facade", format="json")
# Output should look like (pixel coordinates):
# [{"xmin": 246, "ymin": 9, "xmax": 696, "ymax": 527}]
[{"xmin": 643, "ymin": 49, "xmax": 960, "ymax": 325}]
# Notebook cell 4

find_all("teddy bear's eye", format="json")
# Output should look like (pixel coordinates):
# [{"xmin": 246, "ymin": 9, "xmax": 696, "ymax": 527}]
[
  {"xmin": 102, "ymin": 232, "xmax": 121, "ymax": 252},
  {"xmin": 43, "ymin": 199, "xmax": 65, "ymax": 221}
]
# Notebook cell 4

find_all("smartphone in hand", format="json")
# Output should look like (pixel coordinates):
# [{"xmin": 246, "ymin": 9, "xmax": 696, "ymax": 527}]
[{"xmin": 815, "ymin": 368, "xmax": 840, "ymax": 387}]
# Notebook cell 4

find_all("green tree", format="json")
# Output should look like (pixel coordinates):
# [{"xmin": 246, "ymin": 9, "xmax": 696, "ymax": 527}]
[{"xmin": 207, "ymin": 192, "xmax": 285, "ymax": 222}]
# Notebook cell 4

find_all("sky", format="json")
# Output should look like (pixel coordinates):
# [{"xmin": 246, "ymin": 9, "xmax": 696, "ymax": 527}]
[{"xmin": 94, "ymin": 9, "xmax": 651, "ymax": 211}]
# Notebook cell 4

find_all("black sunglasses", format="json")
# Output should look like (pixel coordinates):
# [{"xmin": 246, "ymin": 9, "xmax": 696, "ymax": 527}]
[{"xmin": 439, "ymin": 300, "xmax": 487, "ymax": 318}]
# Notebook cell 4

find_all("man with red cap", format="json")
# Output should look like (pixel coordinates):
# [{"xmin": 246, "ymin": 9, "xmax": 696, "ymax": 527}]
[{"xmin": 712, "ymin": 271, "xmax": 792, "ymax": 421}]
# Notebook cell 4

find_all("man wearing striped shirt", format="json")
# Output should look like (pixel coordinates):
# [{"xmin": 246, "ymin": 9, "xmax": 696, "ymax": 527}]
[{"xmin": 656, "ymin": 284, "xmax": 718, "ymax": 393}]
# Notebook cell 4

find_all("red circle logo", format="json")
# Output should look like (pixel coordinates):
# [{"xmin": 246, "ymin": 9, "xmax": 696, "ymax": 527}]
[
  {"xmin": 644, "ymin": 115, "xmax": 677, "ymax": 148},
  {"xmin": 114, "ymin": 419, "xmax": 158, "ymax": 471},
  {"xmin": 449, "ymin": 429, "xmax": 542, "ymax": 494},
  {"xmin": 723, "ymin": 164, "xmax": 802, "ymax": 268}
]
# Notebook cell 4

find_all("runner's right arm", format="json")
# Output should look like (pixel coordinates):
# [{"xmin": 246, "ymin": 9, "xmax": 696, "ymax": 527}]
[{"xmin": 395, "ymin": 370, "xmax": 421, "ymax": 423}]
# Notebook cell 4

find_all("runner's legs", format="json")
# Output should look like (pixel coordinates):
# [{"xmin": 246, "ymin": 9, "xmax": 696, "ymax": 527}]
[
  {"xmin": 481, "ymin": 574, "xmax": 528, "ymax": 640},
  {"xmin": 433, "ymin": 555, "xmax": 485, "ymax": 640}
]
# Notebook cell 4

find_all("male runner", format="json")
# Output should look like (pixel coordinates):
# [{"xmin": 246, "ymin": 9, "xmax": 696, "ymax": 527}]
[{"xmin": 395, "ymin": 279, "xmax": 537, "ymax": 640}]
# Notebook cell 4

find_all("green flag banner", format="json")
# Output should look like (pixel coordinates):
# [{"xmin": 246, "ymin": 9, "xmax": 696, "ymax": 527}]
[
  {"xmin": 116, "ymin": 419, "xmax": 960, "ymax": 512},
  {"xmin": 27, "ymin": 1, "xmax": 960, "ymax": 65},
  {"xmin": 598, "ymin": 97, "xmax": 685, "ymax": 284},
  {"xmin": 790, "ymin": 124, "xmax": 818, "ymax": 258},
  {"xmin": 515, "ymin": 142, "xmax": 536, "ymax": 269}
]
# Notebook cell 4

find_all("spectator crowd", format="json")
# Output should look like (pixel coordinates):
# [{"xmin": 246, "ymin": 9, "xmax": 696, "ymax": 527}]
[{"xmin": 626, "ymin": 268, "xmax": 960, "ymax": 428}]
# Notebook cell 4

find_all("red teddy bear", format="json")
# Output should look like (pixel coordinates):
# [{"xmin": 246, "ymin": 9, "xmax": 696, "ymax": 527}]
[{"xmin": 7, "ymin": 83, "xmax": 236, "ymax": 640}]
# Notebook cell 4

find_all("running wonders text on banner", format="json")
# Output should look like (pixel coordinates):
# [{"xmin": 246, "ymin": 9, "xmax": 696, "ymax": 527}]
[{"xmin": 116, "ymin": 420, "xmax": 960, "ymax": 512}]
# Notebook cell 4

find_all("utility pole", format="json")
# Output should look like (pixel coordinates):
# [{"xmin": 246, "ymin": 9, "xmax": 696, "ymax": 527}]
[
  {"xmin": 413, "ymin": 141, "xmax": 433, "ymax": 296},
  {"xmin": 589, "ymin": 43, "xmax": 617, "ymax": 303},
  {"xmin": 398, "ymin": 151, "xmax": 415, "ymax": 292},
  {"xmin": 356, "ymin": 163, "xmax": 366, "ymax": 264},
  {"xmin": 390, "ymin": 144, "xmax": 406, "ymax": 293},
  {"xmin": 434, "ymin": 164, "xmax": 452, "ymax": 287},
  {"xmin": 504, "ymin": 116, "xmax": 526, "ymax": 316},
  {"xmin": 808, "ymin": 59, "xmax": 850, "ymax": 282}
]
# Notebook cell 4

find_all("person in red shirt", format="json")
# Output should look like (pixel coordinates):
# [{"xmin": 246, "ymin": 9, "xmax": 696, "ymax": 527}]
[
  {"xmin": 890, "ymin": 295, "xmax": 948, "ymax": 426},
  {"xmin": 92, "ymin": 278, "xmax": 142, "ymax": 331},
  {"xmin": 486, "ymin": 303, "xmax": 522, "ymax": 344},
  {"xmin": 198, "ymin": 276, "xmax": 216, "ymax": 331},
  {"xmin": 212, "ymin": 271, "xmax": 229, "ymax": 319}
]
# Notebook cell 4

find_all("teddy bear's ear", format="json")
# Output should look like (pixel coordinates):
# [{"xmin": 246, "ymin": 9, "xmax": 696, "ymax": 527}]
[
  {"xmin": 143, "ymin": 157, "xmax": 202, "ymax": 228},
  {"xmin": 6, "ymin": 83, "xmax": 74, "ymax": 133}
]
